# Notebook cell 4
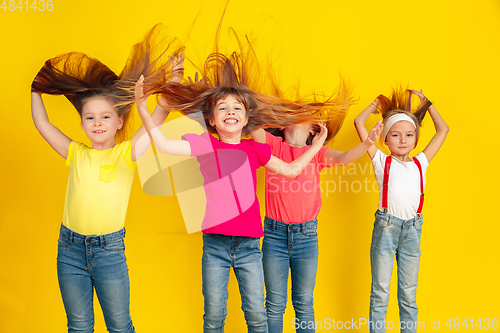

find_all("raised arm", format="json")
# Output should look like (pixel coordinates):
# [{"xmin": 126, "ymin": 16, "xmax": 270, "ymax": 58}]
[
  {"xmin": 264, "ymin": 122, "xmax": 327, "ymax": 178},
  {"xmin": 31, "ymin": 92, "xmax": 72, "ymax": 159},
  {"xmin": 132, "ymin": 54, "xmax": 186, "ymax": 161},
  {"xmin": 248, "ymin": 128, "xmax": 267, "ymax": 143},
  {"xmin": 413, "ymin": 90, "xmax": 449, "ymax": 162},
  {"xmin": 134, "ymin": 75, "xmax": 191, "ymax": 156},
  {"xmin": 354, "ymin": 98, "xmax": 381, "ymax": 159},
  {"xmin": 323, "ymin": 119, "xmax": 382, "ymax": 166}
]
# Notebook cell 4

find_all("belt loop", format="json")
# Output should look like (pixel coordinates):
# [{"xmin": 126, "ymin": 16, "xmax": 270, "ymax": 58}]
[
  {"xmin": 272, "ymin": 219, "xmax": 276, "ymax": 232},
  {"xmin": 100, "ymin": 235, "xmax": 104, "ymax": 248},
  {"xmin": 387, "ymin": 215, "xmax": 392, "ymax": 226},
  {"xmin": 69, "ymin": 230, "xmax": 74, "ymax": 244}
]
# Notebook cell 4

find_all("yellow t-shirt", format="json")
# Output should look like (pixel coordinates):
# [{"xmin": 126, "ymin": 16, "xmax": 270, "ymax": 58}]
[{"xmin": 63, "ymin": 140, "xmax": 137, "ymax": 235}]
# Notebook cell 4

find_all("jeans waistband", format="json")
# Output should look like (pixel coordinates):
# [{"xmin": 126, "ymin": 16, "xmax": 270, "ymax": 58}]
[
  {"xmin": 375, "ymin": 210, "xmax": 422, "ymax": 227},
  {"xmin": 59, "ymin": 224, "xmax": 126, "ymax": 245},
  {"xmin": 264, "ymin": 216, "xmax": 317, "ymax": 231}
]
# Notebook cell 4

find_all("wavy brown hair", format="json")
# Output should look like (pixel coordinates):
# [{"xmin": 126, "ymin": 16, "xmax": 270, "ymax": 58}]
[
  {"xmin": 148, "ymin": 29, "xmax": 353, "ymax": 142},
  {"xmin": 31, "ymin": 24, "xmax": 183, "ymax": 143},
  {"xmin": 376, "ymin": 86, "xmax": 432, "ymax": 145}
]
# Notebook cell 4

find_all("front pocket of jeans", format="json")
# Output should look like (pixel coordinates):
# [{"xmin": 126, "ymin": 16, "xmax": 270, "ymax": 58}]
[
  {"xmin": 57, "ymin": 235, "xmax": 71, "ymax": 248},
  {"xmin": 301, "ymin": 226, "xmax": 317, "ymax": 237},
  {"xmin": 413, "ymin": 220, "xmax": 423, "ymax": 237},
  {"xmin": 374, "ymin": 217, "xmax": 391, "ymax": 228},
  {"xmin": 263, "ymin": 222, "xmax": 274, "ymax": 234},
  {"xmin": 103, "ymin": 239, "xmax": 125, "ymax": 252},
  {"xmin": 99, "ymin": 164, "xmax": 117, "ymax": 183}
]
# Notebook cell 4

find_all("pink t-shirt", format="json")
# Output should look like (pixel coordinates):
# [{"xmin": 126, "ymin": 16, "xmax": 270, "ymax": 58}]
[
  {"xmin": 182, "ymin": 132, "xmax": 272, "ymax": 237},
  {"xmin": 265, "ymin": 132, "xmax": 330, "ymax": 223}
]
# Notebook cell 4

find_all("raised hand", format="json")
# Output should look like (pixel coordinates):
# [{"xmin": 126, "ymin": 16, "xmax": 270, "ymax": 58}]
[
  {"xmin": 135, "ymin": 75, "xmax": 149, "ymax": 113},
  {"xmin": 169, "ymin": 53, "xmax": 184, "ymax": 83},
  {"xmin": 188, "ymin": 72, "xmax": 206, "ymax": 85},
  {"xmin": 311, "ymin": 121, "xmax": 328, "ymax": 148},
  {"xmin": 369, "ymin": 97, "xmax": 380, "ymax": 114},
  {"xmin": 366, "ymin": 120, "xmax": 383, "ymax": 144},
  {"xmin": 412, "ymin": 89, "xmax": 429, "ymax": 103}
]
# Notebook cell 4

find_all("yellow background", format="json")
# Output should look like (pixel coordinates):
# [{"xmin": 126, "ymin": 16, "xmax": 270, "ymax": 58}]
[{"xmin": 1, "ymin": 0, "xmax": 499, "ymax": 332}]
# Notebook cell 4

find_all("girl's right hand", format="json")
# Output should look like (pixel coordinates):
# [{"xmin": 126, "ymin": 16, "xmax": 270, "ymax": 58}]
[{"xmin": 169, "ymin": 53, "xmax": 184, "ymax": 84}]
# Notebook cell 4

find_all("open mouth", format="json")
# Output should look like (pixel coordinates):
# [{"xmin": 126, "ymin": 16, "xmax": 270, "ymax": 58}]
[
  {"xmin": 224, "ymin": 118, "xmax": 238, "ymax": 124},
  {"xmin": 93, "ymin": 130, "xmax": 106, "ymax": 134}
]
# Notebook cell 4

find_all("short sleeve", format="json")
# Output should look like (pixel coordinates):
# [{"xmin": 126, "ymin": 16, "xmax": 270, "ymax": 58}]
[
  {"xmin": 66, "ymin": 141, "xmax": 79, "ymax": 167},
  {"xmin": 315, "ymin": 146, "xmax": 332, "ymax": 170},
  {"xmin": 121, "ymin": 141, "xmax": 137, "ymax": 169},
  {"xmin": 371, "ymin": 149, "xmax": 386, "ymax": 165},
  {"xmin": 265, "ymin": 131, "xmax": 282, "ymax": 151},
  {"xmin": 181, "ymin": 132, "xmax": 213, "ymax": 157},
  {"xmin": 414, "ymin": 152, "xmax": 429, "ymax": 169},
  {"xmin": 257, "ymin": 141, "xmax": 272, "ymax": 166}
]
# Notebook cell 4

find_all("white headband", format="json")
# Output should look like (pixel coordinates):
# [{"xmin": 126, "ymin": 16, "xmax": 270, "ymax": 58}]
[{"xmin": 381, "ymin": 113, "xmax": 416, "ymax": 141}]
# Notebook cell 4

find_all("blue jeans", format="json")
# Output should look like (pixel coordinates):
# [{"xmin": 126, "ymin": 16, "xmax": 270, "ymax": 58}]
[
  {"xmin": 262, "ymin": 217, "xmax": 318, "ymax": 333},
  {"xmin": 369, "ymin": 210, "xmax": 423, "ymax": 333},
  {"xmin": 202, "ymin": 234, "xmax": 268, "ymax": 333},
  {"xmin": 57, "ymin": 224, "xmax": 135, "ymax": 333}
]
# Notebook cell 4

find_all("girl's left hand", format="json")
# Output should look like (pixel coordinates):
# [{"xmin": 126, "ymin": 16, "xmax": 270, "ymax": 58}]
[
  {"xmin": 311, "ymin": 121, "xmax": 328, "ymax": 147},
  {"xmin": 135, "ymin": 75, "xmax": 149, "ymax": 112},
  {"xmin": 412, "ymin": 89, "xmax": 429, "ymax": 102}
]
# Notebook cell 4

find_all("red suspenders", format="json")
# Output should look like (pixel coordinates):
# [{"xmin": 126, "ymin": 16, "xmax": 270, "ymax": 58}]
[{"xmin": 382, "ymin": 156, "xmax": 424, "ymax": 214}]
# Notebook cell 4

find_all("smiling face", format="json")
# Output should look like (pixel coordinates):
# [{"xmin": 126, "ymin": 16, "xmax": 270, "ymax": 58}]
[
  {"xmin": 208, "ymin": 95, "xmax": 249, "ymax": 142},
  {"xmin": 81, "ymin": 96, "xmax": 123, "ymax": 150},
  {"xmin": 384, "ymin": 120, "xmax": 416, "ymax": 160}
]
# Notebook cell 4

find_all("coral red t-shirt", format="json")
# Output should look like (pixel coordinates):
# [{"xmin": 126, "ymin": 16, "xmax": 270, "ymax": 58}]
[
  {"xmin": 265, "ymin": 132, "xmax": 330, "ymax": 223},
  {"xmin": 182, "ymin": 132, "xmax": 271, "ymax": 237}
]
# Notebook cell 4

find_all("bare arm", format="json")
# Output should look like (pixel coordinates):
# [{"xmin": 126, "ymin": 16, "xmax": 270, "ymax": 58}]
[
  {"xmin": 264, "ymin": 122, "xmax": 327, "ymax": 178},
  {"xmin": 131, "ymin": 97, "xmax": 171, "ymax": 161},
  {"xmin": 354, "ymin": 98, "xmax": 381, "ymax": 159},
  {"xmin": 131, "ymin": 54, "xmax": 186, "ymax": 161},
  {"xmin": 31, "ymin": 92, "xmax": 72, "ymax": 159},
  {"xmin": 412, "ymin": 90, "xmax": 449, "ymax": 162},
  {"xmin": 323, "ymin": 120, "xmax": 382, "ymax": 165},
  {"xmin": 135, "ymin": 75, "xmax": 191, "ymax": 156}
]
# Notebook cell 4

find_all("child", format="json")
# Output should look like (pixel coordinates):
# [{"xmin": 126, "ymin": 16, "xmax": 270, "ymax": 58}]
[
  {"xmin": 31, "ymin": 27, "xmax": 183, "ymax": 332},
  {"xmin": 249, "ymin": 93, "xmax": 383, "ymax": 332},
  {"xmin": 354, "ymin": 88, "xmax": 449, "ymax": 333},
  {"xmin": 135, "ymin": 48, "xmax": 336, "ymax": 332}
]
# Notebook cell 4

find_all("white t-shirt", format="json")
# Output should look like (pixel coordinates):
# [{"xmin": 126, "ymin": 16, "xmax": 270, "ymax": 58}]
[{"xmin": 372, "ymin": 149, "xmax": 428, "ymax": 220}]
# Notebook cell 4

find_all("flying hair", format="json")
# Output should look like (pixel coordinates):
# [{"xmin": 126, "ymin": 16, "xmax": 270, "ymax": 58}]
[
  {"xmin": 376, "ymin": 86, "xmax": 433, "ymax": 145},
  {"xmin": 31, "ymin": 24, "xmax": 184, "ymax": 143},
  {"xmin": 146, "ymin": 24, "xmax": 354, "ymax": 142}
]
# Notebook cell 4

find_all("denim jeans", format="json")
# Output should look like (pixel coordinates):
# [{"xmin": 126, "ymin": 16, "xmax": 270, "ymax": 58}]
[
  {"xmin": 369, "ymin": 210, "xmax": 423, "ymax": 333},
  {"xmin": 202, "ymin": 234, "xmax": 268, "ymax": 333},
  {"xmin": 262, "ymin": 217, "xmax": 318, "ymax": 333},
  {"xmin": 56, "ymin": 224, "xmax": 135, "ymax": 333}
]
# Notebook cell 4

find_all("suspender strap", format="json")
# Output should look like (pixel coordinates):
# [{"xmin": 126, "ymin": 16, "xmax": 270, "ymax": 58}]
[
  {"xmin": 381, "ymin": 156, "xmax": 425, "ymax": 214},
  {"xmin": 413, "ymin": 157, "xmax": 425, "ymax": 213},
  {"xmin": 382, "ymin": 156, "xmax": 392, "ymax": 211}
]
